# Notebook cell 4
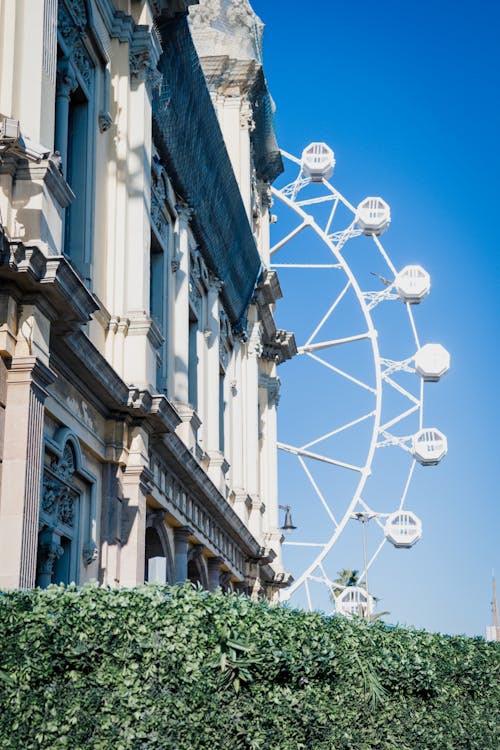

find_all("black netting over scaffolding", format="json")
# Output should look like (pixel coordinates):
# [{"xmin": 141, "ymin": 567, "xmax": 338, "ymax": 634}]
[{"xmin": 153, "ymin": 14, "xmax": 261, "ymax": 332}]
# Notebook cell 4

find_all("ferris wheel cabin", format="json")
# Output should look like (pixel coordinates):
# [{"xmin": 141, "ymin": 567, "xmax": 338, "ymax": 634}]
[
  {"xmin": 384, "ymin": 510, "xmax": 423, "ymax": 548},
  {"xmin": 355, "ymin": 197, "xmax": 391, "ymax": 235},
  {"xmin": 395, "ymin": 265, "xmax": 431, "ymax": 303},
  {"xmin": 335, "ymin": 586, "xmax": 374, "ymax": 618},
  {"xmin": 414, "ymin": 343, "xmax": 450, "ymax": 381},
  {"xmin": 412, "ymin": 428, "xmax": 447, "ymax": 465},
  {"xmin": 301, "ymin": 142, "xmax": 335, "ymax": 182}
]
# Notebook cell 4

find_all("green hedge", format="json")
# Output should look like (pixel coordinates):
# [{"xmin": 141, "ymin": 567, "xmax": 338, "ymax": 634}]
[{"xmin": 0, "ymin": 584, "xmax": 498, "ymax": 749}]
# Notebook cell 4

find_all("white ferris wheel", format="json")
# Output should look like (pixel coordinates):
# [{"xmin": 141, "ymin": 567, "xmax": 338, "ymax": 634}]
[{"xmin": 271, "ymin": 143, "xmax": 450, "ymax": 617}]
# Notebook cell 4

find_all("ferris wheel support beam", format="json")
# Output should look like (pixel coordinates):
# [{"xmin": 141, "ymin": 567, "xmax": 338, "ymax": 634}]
[
  {"xmin": 278, "ymin": 442, "xmax": 364, "ymax": 474},
  {"xmin": 297, "ymin": 455, "xmax": 339, "ymax": 527},
  {"xmin": 306, "ymin": 352, "xmax": 377, "ymax": 394},
  {"xmin": 298, "ymin": 332, "xmax": 371, "ymax": 354},
  {"xmin": 301, "ymin": 411, "xmax": 376, "ymax": 451},
  {"xmin": 305, "ymin": 280, "xmax": 352, "ymax": 346}
]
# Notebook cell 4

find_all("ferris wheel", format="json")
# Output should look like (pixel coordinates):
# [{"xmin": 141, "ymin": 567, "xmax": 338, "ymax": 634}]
[{"xmin": 271, "ymin": 143, "xmax": 450, "ymax": 616}]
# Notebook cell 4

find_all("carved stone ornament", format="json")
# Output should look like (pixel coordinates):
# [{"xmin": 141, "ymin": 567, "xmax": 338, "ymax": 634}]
[
  {"xmin": 226, "ymin": 0, "xmax": 258, "ymax": 32},
  {"xmin": 56, "ymin": 58, "xmax": 78, "ymax": 99},
  {"xmin": 98, "ymin": 112, "xmax": 113, "ymax": 132},
  {"xmin": 82, "ymin": 542, "xmax": 98, "ymax": 566},
  {"xmin": 189, "ymin": 0, "xmax": 222, "ymax": 27},
  {"xmin": 42, "ymin": 444, "xmax": 79, "ymax": 528},
  {"xmin": 57, "ymin": 4, "xmax": 92, "ymax": 87},
  {"xmin": 151, "ymin": 161, "xmax": 169, "ymax": 243},
  {"xmin": 37, "ymin": 541, "xmax": 64, "ymax": 576},
  {"xmin": 64, "ymin": 0, "xmax": 88, "ymax": 30}
]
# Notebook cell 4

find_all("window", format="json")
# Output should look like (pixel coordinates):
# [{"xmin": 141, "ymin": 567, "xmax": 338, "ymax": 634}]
[
  {"xmin": 188, "ymin": 315, "xmax": 198, "ymax": 409},
  {"xmin": 36, "ymin": 432, "xmax": 97, "ymax": 588}
]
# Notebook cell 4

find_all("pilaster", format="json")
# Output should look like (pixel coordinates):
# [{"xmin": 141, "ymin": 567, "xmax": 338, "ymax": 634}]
[
  {"xmin": 172, "ymin": 204, "xmax": 192, "ymax": 405},
  {"xmin": 173, "ymin": 526, "xmax": 191, "ymax": 583},
  {"xmin": 0, "ymin": 357, "xmax": 56, "ymax": 589},
  {"xmin": 207, "ymin": 556, "xmax": 222, "ymax": 592},
  {"xmin": 118, "ymin": 425, "xmax": 149, "ymax": 586}
]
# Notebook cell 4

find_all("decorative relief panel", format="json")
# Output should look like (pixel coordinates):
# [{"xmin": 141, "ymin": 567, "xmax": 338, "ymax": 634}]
[
  {"xmin": 151, "ymin": 157, "xmax": 170, "ymax": 245},
  {"xmin": 41, "ymin": 444, "xmax": 79, "ymax": 530},
  {"xmin": 58, "ymin": 2, "xmax": 93, "ymax": 88}
]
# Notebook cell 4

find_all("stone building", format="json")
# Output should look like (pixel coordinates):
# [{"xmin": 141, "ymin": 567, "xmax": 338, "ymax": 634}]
[{"xmin": 0, "ymin": 0, "xmax": 295, "ymax": 598}]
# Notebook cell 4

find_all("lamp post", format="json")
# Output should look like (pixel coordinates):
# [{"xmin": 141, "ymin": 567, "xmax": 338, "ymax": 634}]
[{"xmin": 350, "ymin": 511, "xmax": 377, "ymax": 620}]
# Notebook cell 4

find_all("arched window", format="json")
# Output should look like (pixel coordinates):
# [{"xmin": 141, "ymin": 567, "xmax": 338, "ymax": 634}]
[
  {"xmin": 36, "ymin": 430, "xmax": 96, "ymax": 588},
  {"xmin": 145, "ymin": 511, "xmax": 173, "ymax": 583}
]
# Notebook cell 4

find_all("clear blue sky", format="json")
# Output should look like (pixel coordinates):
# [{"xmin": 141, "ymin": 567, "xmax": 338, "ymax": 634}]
[{"xmin": 252, "ymin": 0, "xmax": 500, "ymax": 636}]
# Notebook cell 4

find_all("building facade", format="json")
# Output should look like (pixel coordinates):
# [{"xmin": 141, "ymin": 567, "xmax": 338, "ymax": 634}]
[{"xmin": 0, "ymin": 0, "xmax": 295, "ymax": 598}]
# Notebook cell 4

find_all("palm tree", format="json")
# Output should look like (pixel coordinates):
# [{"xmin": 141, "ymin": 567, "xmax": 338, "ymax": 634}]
[
  {"xmin": 330, "ymin": 568, "xmax": 390, "ymax": 622},
  {"xmin": 330, "ymin": 568, "xmax": 360, "ymax": 599}
]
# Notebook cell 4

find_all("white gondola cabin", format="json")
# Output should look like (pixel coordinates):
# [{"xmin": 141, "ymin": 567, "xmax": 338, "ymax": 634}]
[
  {"xmin": 395, "ymin": 265, "xmax": 430, "ymax": 303},
  {"xmin": 414, "ymin": 343, "xmax": 450, "ymax": 382},
  {"xmin": 301, "ymin": 142, "xmax": 335, "ymax": 182},
  {"xmin": 355, "ymin": 197, "xmax": 391, "ymax": 236},
  {"xmin": 335, "ymin": 586, "xmax": 374, "ymax": 618},
  {"xmin": 384, "ymin": 511, "xmax": 422, "ymax": 548},
  {"xmin": 412, "ymin": 428, "xmax": 447, "ymax": 465}
]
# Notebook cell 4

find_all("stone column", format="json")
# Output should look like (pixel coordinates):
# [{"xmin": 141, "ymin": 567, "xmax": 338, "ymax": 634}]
[
  {"xmin": 54, "ymin": 59, "xmax": 77, "ymax": 176},
  {"xmin": 245, "ymin": 311, "xmax": 263, "ymax": 540},
  {"xmin": 119, "ymin": 425, "xmax": 148, "ymax": 587},
  {"xmin": 239, "ymin": 100, "xmax": 253, "ymax": 221},
  {"xmin": 0, "ymin": 357, "xmax": 56, "ymax": 589},
  {"xmin": 207, "ymin": 557, "xmax": 222, "ymax": 592},
  {"xmin": 172, "ymin": 205, "xmax": 192, "ymax": 405},
  {"xmin": 173, "ymin": 526, "xmax": 191, "ymax": 583}
]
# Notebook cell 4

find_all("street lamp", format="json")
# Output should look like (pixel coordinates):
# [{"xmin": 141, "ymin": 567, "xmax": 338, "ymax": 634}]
[
  {"xmin": 350, "ymin": 511, "xmax": 377, "ymax": 619},
  {"xmin": 279, "ymin": 504, "xmax": 297, "ymax": 532}
]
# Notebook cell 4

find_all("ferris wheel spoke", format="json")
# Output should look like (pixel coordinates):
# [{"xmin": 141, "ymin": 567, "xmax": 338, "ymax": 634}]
[
  {"xmin": 280, "ymin": 148, "xmax": 302, "ymax": 166},
  {"xmin": 379, "ymin": 404, "xmax": 420, "ymax": 433},
  {"xmin": 305, "ymin": 280, "xmax": 352, "ymax": 346},
  {"xmin": 299, "ymin": 332, "xmax": 371, "ymax": 354},
  {"xmin": 304, "ymin": 577, "xmax": 313, "ymax": 611},
  {"xmin": 406, "ymin": 303, "xmax": 421, "ymax": 348},
  {"xmin": 278, "ymin": 441, "xmax": 365, "ymax": 473},
  {"xmin": 297, "ymin": 455, "xmax": 339, "ymax": 527},
  {"xmin": 322, "ymin": 178, "xmax": 357, "ymax": 213},
  {"xmin": 358, "ymin": 538, "xmax": 387, "ymax": 585},
  {"xmin": 270, "ymin": 219, "xmax": 310, "ymax": 256},
  {"xmin": 371, "ymin": 233, "xmax": 398, "ymax": 276},
  {"xmin": 301, "ymin": 411, "xmax": 376, "ymax": 451},
  {"xmin": 295, "ymin": 194, "xmax": 336, "ymax": 208},
  {"xmin": 383, "ymin": 375, "xmax": 420, "ymax": 405},
  {"xmin": 325, "ymin": 197, "xmax": 340, "ymax": 235},
  {"xmin": 398, "ymin": 460, "xmax": 417, "ymax": 511},
  {"xmin": 305, "ymin": 352, "xmax": 377, "ymax": 394}
]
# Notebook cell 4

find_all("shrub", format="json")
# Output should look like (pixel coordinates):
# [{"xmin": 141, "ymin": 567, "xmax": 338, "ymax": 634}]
[{"xmin": 0, "ymin": 583, "xmax": 498, "ymax": 749}]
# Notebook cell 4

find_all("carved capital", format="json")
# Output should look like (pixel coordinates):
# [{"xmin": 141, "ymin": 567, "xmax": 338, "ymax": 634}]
[
  {"xmin": 56, "ymin": 58, "xmax": 78, "ymax": 99},
  {"xmin": 175, "ymin": 203, "xmax": 193, "ymax": 224},
  {"xmin": 37, "ymin": 540, "xmax": 64, "ymax": 576},
  {"xmin": 207, "ymin": 272, "xmax": 224, "ymax": 293}
]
